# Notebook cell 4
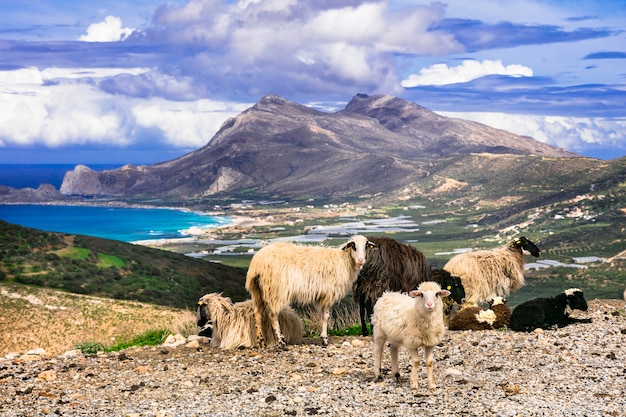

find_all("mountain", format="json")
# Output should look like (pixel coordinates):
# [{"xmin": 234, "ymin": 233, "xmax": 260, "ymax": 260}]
[{"xmin": 55, "ymin": 94, "xmax": 578, "ymax": 201}]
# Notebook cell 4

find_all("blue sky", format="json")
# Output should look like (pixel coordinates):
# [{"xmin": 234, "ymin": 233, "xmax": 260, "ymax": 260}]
[{"xmin": 0, "ymin": 0, "xmax": 625, "ymax": 165}]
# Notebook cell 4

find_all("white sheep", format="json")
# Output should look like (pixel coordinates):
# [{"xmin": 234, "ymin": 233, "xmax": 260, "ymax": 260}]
[
  {"xmin": 245, "ymin": 234, "xmax": 375, "ymax": 347},
  {"xmin": 372, "ymin": 281, "xmax": 450, "ymax": 390},
  {"xmin": 443, "ymin": 236, "xmax": 540, "ymax": 306},
  {"xmin": 196, "ymin": 293, "xmax": 304, "ymax": 349}
]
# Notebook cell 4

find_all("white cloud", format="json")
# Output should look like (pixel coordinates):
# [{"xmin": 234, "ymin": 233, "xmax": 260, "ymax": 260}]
[
  {"xmin": 401, "ymin": 60, "xmax": 533, "ymax": 87},
  {"xmin": 79, "ymin": 15, "xmax": 134, "ymax": 42},
  {"xmin": 0, "ymin": 67, "xmax": 249, "ymax": 149},
  {"xmin": 153, "ymin": 1, "xmax": 463, "ymax": 90},
  {"xmin": 436, "ymin": 111, "xmax": 626, "ymax": 155},
  {"xmin": 132, "ymin": 99, "xmax": 250, "ymax": 148}
]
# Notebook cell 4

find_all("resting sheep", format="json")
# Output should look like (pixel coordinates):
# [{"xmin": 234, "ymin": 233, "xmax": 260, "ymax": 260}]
[
  {"xmin": 246, "ymin": 234, "xmax": 375, "ymax": 347},
  {"xmin": 509, "ymin": 288, "xmax": 592, "ymax": 332},
  {"xmin": 196, "ymin": 293, "xmax": 304, "ymax": 349},
  {"xmin": 352, "ymin": 236, "xmax": 465, "ymax": 335},
  {"xmin": 444, "ymin": 236, "xmax": 540, "ymax": 306},
  {"xmin": 448, "ymin": 297, "xmax": 511, "ymax": 331},
  {"xmin": 372, "ymin": 281, "xmax": 450, "ymax": 390}
]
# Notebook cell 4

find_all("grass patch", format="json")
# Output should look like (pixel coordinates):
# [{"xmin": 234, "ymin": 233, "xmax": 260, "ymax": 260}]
[
  {"xmin": 54, "ymin": 246, "xmax": 90, "ymax": 260},
  {"xmin": 329, "ymin": 323, "xmax": 369, "ymax": 337},
  {"xmin": 75, "ymin": 329, "xmax": 170, "ymax": 354},
  {"xmin": 97, "ymin": 253, "xmax": 125, "ymax": 268}
]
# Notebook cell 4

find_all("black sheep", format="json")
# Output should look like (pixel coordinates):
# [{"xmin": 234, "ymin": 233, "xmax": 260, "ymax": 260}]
[
  {"xmin": 352, "ymin": 236, "xmax": 465, "ymax": 336},
  {"xmin": 509, "ymin": 288, "xmax": 592, "ymax": 332}
]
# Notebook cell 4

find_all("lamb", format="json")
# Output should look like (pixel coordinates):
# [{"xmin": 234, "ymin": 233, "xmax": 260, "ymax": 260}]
[
  {"xmin": 372, "ymin": 281, "xmax": 450, "ymax": 390},
  {"xmin": 448, "ymin": 297, "xmax": 511, "ymax": 331},
  {"xmin": 196, "ymin": 293, "xmax": 304, "ymax": 349},
  {"xmin": 443, "ymin": 236, "xmax": 540, "ymax": 306},
  {"xmin": 509, "ymin": 288, "xmax": 592, "ymax": 332},
  {"xmin": 352, "ymin": 236, "xmax": 465, "ymax": 336},
  {"xmin": 246, "ymin": 234, "xmax": 376, "ymax": 347}
]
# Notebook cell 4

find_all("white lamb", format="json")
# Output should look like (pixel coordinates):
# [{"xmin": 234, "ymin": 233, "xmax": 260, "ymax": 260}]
[
  {"xmin": 372, "ymin": 281, "xmax": 450, "ymax": 390},
  {"xmin": 246, "ymin": 234, "xmax": 375, "ymax": 347}
]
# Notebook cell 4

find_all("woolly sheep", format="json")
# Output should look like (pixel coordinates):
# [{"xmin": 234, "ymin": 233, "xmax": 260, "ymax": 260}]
[
  {"xmin": 509, "ymin": 288, "xmax": 592, "ymax": 332},
  {"xmin": 448, "ymin": 297, "xmax": 511, "ymax": 331},
  {"xmin": 352, "ymin": 236, "xmax": 465, "ymax": 335},
  {"xmin": 246, "ymin": 234, "xmax": 376, "ymax": 347},
  {"xmin": 444, "ymin": 236, "xmax": 540, "ymax": 306},
  {"xmin": 196, "ymin": 293, "xmax": 304, "ymax": 349},
  {"xmin": 372, "ymin": 281, "xmax": 450, "ymax": 390}
]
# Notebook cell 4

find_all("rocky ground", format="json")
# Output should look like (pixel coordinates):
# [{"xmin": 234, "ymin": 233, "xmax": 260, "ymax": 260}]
[{"xmin": 1, "ymin": 299, "xmax": 625, "ymax": 417}]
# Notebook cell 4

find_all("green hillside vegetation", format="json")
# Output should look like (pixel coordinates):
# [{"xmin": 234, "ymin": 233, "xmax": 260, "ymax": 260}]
[{"xmin": 0, "ymin": 220, "xmax": 248, "ymax": 308}]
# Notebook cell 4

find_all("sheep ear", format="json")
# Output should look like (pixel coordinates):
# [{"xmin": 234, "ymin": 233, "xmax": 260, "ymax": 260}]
[
  {"xmin": 439, "ymin": 290, "xmax": 451, "ymax": 298},
  {"xmin": 342, "ymin": 241, "xmax": 356, "ymax": 251},
  {"xmin": 408, "ymin": 290, "xmax": 421, "ymax": 298}
]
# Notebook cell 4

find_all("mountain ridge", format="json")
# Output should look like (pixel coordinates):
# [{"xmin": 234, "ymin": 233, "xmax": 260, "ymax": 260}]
[{"xmin": 48, "ymin": 93, "xmax": 579, "ymax": 200}]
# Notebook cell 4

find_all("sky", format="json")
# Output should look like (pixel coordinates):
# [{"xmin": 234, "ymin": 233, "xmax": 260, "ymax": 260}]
[{"xmin": 0, "ymin": 0, "xmax": 625, "ymax": 166}]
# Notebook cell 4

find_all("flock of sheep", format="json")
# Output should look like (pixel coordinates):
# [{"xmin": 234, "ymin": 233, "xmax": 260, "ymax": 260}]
[{"xmin": 196, "ymin": 234, "xmax": 593, "ymax": 390}]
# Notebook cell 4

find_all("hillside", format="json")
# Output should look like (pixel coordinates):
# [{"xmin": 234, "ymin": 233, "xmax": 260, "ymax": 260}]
[
  {"xmin": 0, "ymin": 282, "xmax": 195, "ymax": 356},
  {"xmin": 0, "ymin": 220, "xmax": 248, "ymax": 308}
]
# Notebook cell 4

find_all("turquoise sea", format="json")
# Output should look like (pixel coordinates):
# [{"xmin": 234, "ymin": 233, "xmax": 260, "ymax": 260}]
[{"xmin": 0, "ymin": 204, "xmax": 231, "ymax": 242}]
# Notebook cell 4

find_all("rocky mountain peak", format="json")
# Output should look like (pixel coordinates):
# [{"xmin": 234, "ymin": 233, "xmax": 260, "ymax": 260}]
[{"xmin": 52, "ymin": 93, "xmax": 582, "ymax": 200}]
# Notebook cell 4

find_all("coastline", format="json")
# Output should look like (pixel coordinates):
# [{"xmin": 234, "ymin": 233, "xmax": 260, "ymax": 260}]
[
  {"xmin": 131, "ymin": 214, "xmax": 272, "ymax": 246},
  {"xmin": 0, "ymin": 201, "xmax": 247, "ymax": 243}
]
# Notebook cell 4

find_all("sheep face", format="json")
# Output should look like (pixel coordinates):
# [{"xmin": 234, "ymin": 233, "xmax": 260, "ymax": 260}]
[
  {"xmin": 409, "ymin": 283, "xmax": 451, "ymax": 311},
  {"xmin": 441, "ymin": 274, "xmax": 465, "ymax": 305},
  {"xmin": 196, "ymin": 300, "xmax": 213, "ymax": 338},
  {"xmin": 342, "ymin": 235, "xmax": 377, "ymax": 267},
  {"xmin": 196, "ymin": 300, "xmax": 210, "ymax": 327},
  {"xmin": 513, "ymin": 236, "xmax": 540, "ymax": 257},
  {"xmin": 565, "ymin": 288, "xmax": 588, "ymax": 312}
]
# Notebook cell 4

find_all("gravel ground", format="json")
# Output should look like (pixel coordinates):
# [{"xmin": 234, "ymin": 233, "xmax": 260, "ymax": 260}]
[{"xmin": 1, "ymin": 299, "xmax": 624, "ymax": 417}]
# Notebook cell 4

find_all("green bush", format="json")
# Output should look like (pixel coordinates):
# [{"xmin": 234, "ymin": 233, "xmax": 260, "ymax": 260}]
[{"xmin": 75, "ymin": 329, "xmax": 171, "ymax": 354}]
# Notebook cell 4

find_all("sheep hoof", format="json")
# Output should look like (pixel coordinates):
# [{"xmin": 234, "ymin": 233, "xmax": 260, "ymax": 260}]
[
  {"xmin": 375, "ymin": 375, "xmax": 383, "ymax": 382},
  {"xmin": 321, "ymin": 336, "xmax": 329, "ymax": 346},
  {"xmin": 394, "ymin": 372, "xmax": 401, "ymax": 382}
]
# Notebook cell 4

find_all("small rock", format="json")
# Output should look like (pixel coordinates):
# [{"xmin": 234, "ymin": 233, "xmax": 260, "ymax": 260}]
[
  {"xmin": 185, "ymin": 340, "xmax": 200, "ymax": 349},
  {"xmin": 61, "ymin": 349, "xmax": 83, "ymax": 359},
  {"xmin": 37, "ymin": 370, "xmax": 56, "ymax": 381},
  {"xmin": 445, "ymin": 368, "xmax": 463, "ymax": 377},
  {"xmin": 26, "ymin": 348, "xmax": 46, "ymax": 356}
]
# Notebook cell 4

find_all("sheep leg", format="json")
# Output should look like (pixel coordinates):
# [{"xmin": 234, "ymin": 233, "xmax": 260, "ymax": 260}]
[
  {"xmin": 358, "ymin": 298, "xmax": 369, "ymax": 336},
  {"xmin": 251, "ymin": 295, "xmax": 267, "ymax": 348},
  {"xmin": 373, "ymin": 335, "xmax": 384, "ymax": 381},
  {"xmin": 409, "ymin": 348, "xmax": 420, "ymax": 389},
  {"xmin": 320, "ymin": 306, "xmax": 330, "ymax": 346},
  {"xmin": 268, "ymin": 310, "xmax": 286, "ymax": 347},
  {"xmin": 424, "ymin": 345, "xmax": 437, "ymax": 389},
  {"xmin": 366, "ymin": 300, "xmax": 374, "ymax": 335},
  {"xmin": 390, "ymin": 344, "xmax": 400, "ymax": 383}
]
